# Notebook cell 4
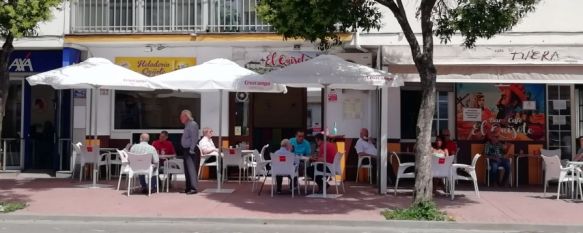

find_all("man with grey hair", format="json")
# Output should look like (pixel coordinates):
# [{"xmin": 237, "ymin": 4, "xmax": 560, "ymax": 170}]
[
  {"xmin": 180, "ymin": 109, "xmax": 200, "ymax": 195},
  {"xmin": 130, "ymin": 133, "xmax": 159, "ymax": 194},
  {"xmin": 274, "ymin": 139, "xmax": 298, "ymax": 194}
]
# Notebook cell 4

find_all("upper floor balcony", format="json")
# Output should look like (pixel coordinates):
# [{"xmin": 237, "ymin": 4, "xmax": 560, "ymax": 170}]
[{"xmin": 70, "ymin": 0, "xmax": 273, "ymax": 34}]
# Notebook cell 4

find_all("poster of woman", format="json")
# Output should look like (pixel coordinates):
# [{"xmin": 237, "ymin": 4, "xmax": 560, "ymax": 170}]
[{"xmin": 456, "ymin": 83, "xmax": 545, "ymax": 141}]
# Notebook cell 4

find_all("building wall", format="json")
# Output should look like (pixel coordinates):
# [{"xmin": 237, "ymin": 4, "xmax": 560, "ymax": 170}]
[{"xmin": 375, "ymin": 0, "xmax": 583, "ymax": 33}]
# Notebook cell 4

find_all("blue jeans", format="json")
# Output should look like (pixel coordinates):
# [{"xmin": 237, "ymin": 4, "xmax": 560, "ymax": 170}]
[
  {"xmin": 489, "ymin": 158, "xmax": 511, "ymax": 185},
  {"xmin": 139, "ymin": 175, "xmax": 157, "ymax": 190}
]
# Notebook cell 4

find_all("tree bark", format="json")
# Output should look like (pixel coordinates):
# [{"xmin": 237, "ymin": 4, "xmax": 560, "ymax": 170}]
[
  {"xmin": 380, "ymin": 0, "xmax": 438, "ymax": 204},
  {"xmin": 0, "ymin": 34, "xmax": 15, "ymax": 149}
]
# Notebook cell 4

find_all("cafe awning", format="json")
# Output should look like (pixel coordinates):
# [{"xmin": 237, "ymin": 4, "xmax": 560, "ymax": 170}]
[
  {"xmin": 390, "ymin": 65, "xmax": 583, "ymax": 84},
  {"xmin": 383, "ymin": 45, "xmax": 583, "ymax": 84}
]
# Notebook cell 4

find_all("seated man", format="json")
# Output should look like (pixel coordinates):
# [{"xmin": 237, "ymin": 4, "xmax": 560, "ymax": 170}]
[
  {"xmin": 290, "ymin": 130, "xmax": 311, "ymax": 156},
  {"xmin": 274, "ymin": 139, "xmax": 299, "ymax": 194},
  {"xmin": 485, "ymin": 132, "xmax": 511, "ymax": 187},
  {"xmin": 130, "ymin": 133, "xmax": 160, "ymax": 194},
  {"xmin": 198, "ymin": 127, "xmax": 219, "ymax": 163},
  {"xmin": 152, "ymin": 130, "xmax": 176, "ymax": 156},
  {"xmin": 307, "ymin": 133, "xmax": 337, "ymax": 194},
  {"xmin": 440, "ymin": 129, "xmax": 457, "ymax": 156},
  {"xmin": 355, "ymin": 128, "xmax": 396, "ymax": 185}
]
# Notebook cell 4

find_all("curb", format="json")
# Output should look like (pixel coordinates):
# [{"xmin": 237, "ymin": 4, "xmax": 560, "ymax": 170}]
[{"xmin": 1, "ymin": 214, "xmax": 583, "ymax": 232}]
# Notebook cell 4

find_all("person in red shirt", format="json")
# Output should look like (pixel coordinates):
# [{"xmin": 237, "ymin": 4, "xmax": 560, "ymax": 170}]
[
  {"xmin": 440, "ymin": 129, "xmax": 457, "ymax": 156},
  {"xmin": 307, "ymin": 133, "xmax": 337, "ymax": 193},
  {"xmin": 152, "ymin": 131, "xmax": 176, "ymax": 156}
]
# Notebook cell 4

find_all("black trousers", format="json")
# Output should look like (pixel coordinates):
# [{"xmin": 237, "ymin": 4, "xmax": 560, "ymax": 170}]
[
  {"xmin": 183, "ymin": 147, "xmax": 201, "ymax": 191},
  {"xmin": 276, "ymin": 176, "xmax": 299, "ymax": 192},
  {"xmin": 307, "ymin": 164, "xmax": 331, "ymax": 190}
]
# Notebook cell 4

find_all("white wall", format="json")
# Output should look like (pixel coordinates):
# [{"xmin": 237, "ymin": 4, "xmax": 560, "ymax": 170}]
[
  {"xmin": 375, "ymin": 0, "xmax": 583, "ymax": 33},
  {"xmin": 12, "ymin": 4, "xmax": 67, "ymax": 48},
  {"xmin": 326, "ymin": 89, "xmax": 372, "ymax": 138}
]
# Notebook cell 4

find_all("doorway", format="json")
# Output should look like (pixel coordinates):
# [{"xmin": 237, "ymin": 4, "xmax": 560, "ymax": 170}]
[
  {"xmin": 1, "ymin": 80, "xmax": 24, "ymax": 170},
  {"xmin": 251, "ymin": 87, "xmax": 307, "ymax": 150},
  {"xmin": 28, "ymin": 85, "xmax": 57, "ymax": 170}
]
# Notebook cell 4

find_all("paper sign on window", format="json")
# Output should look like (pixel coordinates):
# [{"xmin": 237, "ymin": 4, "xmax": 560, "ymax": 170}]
[
  {"xmin": 462, "ymin": 108, "xmax": 482, "ymax": 122},
  {"xmin": 523, "ymin": 101, "xmax": 536, "ymax": 110},
  {"xmin": 553, "ymin": 100, "xmax": 567, "ymax": 110}
]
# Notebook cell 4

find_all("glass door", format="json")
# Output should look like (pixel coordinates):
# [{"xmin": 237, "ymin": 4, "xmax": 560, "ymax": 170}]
[
  {"xmin": 1, "ymin": 80, "xmax": 24, "ymax": 170},
  {"xmin": 547, "ymin": 85, "xmax": 573, "ymax": 160}
]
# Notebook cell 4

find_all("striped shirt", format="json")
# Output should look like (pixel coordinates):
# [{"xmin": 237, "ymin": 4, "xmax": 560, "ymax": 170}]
[{"xmin": 130, "ymin": 142, "xmax": 159, "ymax": 163}]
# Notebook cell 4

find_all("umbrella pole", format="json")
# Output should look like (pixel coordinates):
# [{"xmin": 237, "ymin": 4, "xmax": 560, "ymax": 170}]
[
  {"xmin": 322, "ymin": 84, "xmax": 328, "ymax": 198},
  {"xmin": 92, "ymin": 89, "xmax": 99, "ymax": 188},
  {"xmin": 203, "ymin": 90, "xmax": 233, "ymax": 193},
  {"xmin": 217, "ymin": 89, "xmax": 223, "ymax": 191}
]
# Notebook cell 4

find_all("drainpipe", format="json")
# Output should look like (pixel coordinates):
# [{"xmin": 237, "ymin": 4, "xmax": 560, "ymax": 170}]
[{"xmin": 353, "ymin": 26, "xmax": 369, "ymax": 52}]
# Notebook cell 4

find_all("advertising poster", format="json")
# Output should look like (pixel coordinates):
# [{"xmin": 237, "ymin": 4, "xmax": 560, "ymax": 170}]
[
  {"xmin": 115, "ymin": 57, "xmax": 197, "ymax": 76},
  {"xmin": 456, "ymin": 83, "xmax": 546, "ymax": 141}
]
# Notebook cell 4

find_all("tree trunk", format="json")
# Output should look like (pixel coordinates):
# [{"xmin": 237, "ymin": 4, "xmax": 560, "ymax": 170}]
[
  {"xmin": 412, "ymin": 62, "xmax": 437, "ymax": 204},
  {"xmin": 0, "ymin": 34, "xmax": 15, "ymax": 155}
]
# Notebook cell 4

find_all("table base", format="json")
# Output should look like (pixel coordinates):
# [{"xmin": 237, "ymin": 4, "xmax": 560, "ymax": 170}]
[
  {"xmin": 202, "ymin": 188, "xmax": 235, "ymax": 194},
  {"xmin": 75, "ymin": 184, "xmax": 112, "ymax": 189},
  {"xmin": 306, "ymin": 193, "xmax": 342, "ymax": 199}
]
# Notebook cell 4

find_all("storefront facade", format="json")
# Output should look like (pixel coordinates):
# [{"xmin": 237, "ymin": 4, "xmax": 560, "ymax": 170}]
[
  {"xmin": 382, "ymin": 45, "xmax": 583, "ymax": 186},
  {"xmin": 2, "ymin": 48, "xmax": 81, "ymax": 171}
]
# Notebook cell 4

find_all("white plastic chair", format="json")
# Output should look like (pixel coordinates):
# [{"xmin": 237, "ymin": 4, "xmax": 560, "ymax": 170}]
[
  {"xmin": 355, "ymin": 155, "xmax": 373, "ymax": 184},
  {"xmin": 575, "ymin": 167, "xmax": 583, "ymax": 201},
  {"xmin": 540, "ymin": 154, "xmax": 575, "ymax": 199},
  {"xmin": 66, "ymin": 142, "xmax": 82, "ymax": 180},
  {"xmin": 78, "ymin": 144, "xmax": 100, "ymax": 182},
  {"xmin": 115, "ymin": 149, "xmax": 135, "ymax": 191},
  {"xmin": 126, "ymin": 152, "xmax": 158, "ymax": 196},
  {"xmin": 56, "ymin": 143, "xmax": 79, "ymax": 179},
  {"xmin": 251, "ymin": 145, "xmax": 270, "ymax": 192},
  {"xmin": 222, "ymin": 148, "xmax": 245, "ymax": 184},
  {"xmin": 451, "ymin": 154, "xmax": 481, "ymax": 200},
  {"xmin": 486, "ymin": 157, "xmax": 513, "ymax": 187},
  {"xmin": 311, "ymin": 152, "xmax": 345, "ymax": 195},
  {"xmin": 109, "ymin": 150, "xmax": 123, "ymax": 179},
  {"xmin": 161, "ymin": 158, "xmax": 184, "ymax": 192},
  {"xmin": 391, "ymin": 152, "xmax": 415, "ymax": 196},
  {"xmin": 540, "ymin": 149, "xmax": 561, "ymax": 181},
  {"xmin": 271, "ymin": 152, "xmax": 300, "ymax": 197},
  {"xmin": 198, "ymin": 146, "xmax": 218, "ymax": 178},
  {"xmin": 431, "ymin": 155, "xmax": 455, "ymax": 197}
]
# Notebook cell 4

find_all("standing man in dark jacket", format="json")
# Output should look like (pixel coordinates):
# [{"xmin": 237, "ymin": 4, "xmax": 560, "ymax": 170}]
[{"xmin": 180, "ymin": 109, "xmax": 200, "ymax": 194}]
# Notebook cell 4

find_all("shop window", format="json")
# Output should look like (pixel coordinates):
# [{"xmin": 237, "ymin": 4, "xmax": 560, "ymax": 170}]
[
  {"xmin": 547, "ymin": 85, "xmax": 572, "ymax": 160},
  {"xmin": 114, "ymin": 91, "xmax": 201, "ymax": 130},
  {"xmin": 401, "ymin": 91, "xmax": 449, "ymax": 139}
]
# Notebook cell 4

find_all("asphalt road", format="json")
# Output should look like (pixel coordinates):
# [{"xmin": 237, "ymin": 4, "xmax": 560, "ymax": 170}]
[{"xmin": 1, "ymin": 217, "xmax": 582, "ymax": 233}]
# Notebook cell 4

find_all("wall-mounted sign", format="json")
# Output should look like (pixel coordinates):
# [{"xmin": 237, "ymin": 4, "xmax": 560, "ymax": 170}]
[
  {"xmin": 327, "ymin": 90, "xmax": 338, "ymax": 102},
  {"xmin": 243, "ymin": 51, "xmax": 321, "ymax": 74},
  {"xmin": 456, "ymin": 83, "xmax": 546, "ymax": 141},
  {"xmin": 115, "ymin": 57, "xmax": 197, "ymax": 76},
  {"xmin": 8, "ymin": 50, "xmax": 63, "ymax": 73},
  {"xmin": 462, "ymin": 108, "xmax": 482, "ymax": 122}
]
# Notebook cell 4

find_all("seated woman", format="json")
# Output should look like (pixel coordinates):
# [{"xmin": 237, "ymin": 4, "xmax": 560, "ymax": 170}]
[
  {"xmin": 432, "ymin": 137, "xmax": 449, "ymax": 193},
  {"xmin": 198, "ymin": 128, "xmax": 219, "ymax": 163},
  {"xmin": 432, "ymin": 137, "xmax": 449, "ymax": 157}
]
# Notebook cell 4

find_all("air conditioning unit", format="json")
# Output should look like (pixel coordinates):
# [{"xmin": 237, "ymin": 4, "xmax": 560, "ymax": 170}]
[{"xmin": 335, "ymin": 53, "xmax": 373, "ymax": 67}]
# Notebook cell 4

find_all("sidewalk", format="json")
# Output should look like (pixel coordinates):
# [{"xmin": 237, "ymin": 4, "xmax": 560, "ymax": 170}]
[{"xmin": 1, "ymin": 176, "xmax": 582, "ymax": 225}]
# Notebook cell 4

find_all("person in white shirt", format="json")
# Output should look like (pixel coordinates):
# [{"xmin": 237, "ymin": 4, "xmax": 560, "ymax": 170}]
[
  {"xmin": 354, "ymin": 128, "xmax": 396, "ymax": 184},
  {"xmin": 274, "ymin": 139, "xmax": 298, "ymax": 194},
  {"xmin": 355, "ymin": 128, "xmax": 377, "ymax": 157},
  {"xmin": 198, "ymin": 127, "xmax": 219, "ymax": 165},
  {"xmin": 130, "ymin": 133, "xmax": 159, "ymax": 194}
]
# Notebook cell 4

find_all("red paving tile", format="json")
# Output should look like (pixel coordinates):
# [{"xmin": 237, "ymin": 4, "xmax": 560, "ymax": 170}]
[{"xmin": 1, "ymin": 178, "xmax": 582, "ymax": 225}]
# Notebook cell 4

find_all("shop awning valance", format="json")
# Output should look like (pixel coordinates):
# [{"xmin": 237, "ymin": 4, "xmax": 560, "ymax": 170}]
[{"xmin": 389, "ymin": 65, "xmax": 583, "ymax": 84}]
